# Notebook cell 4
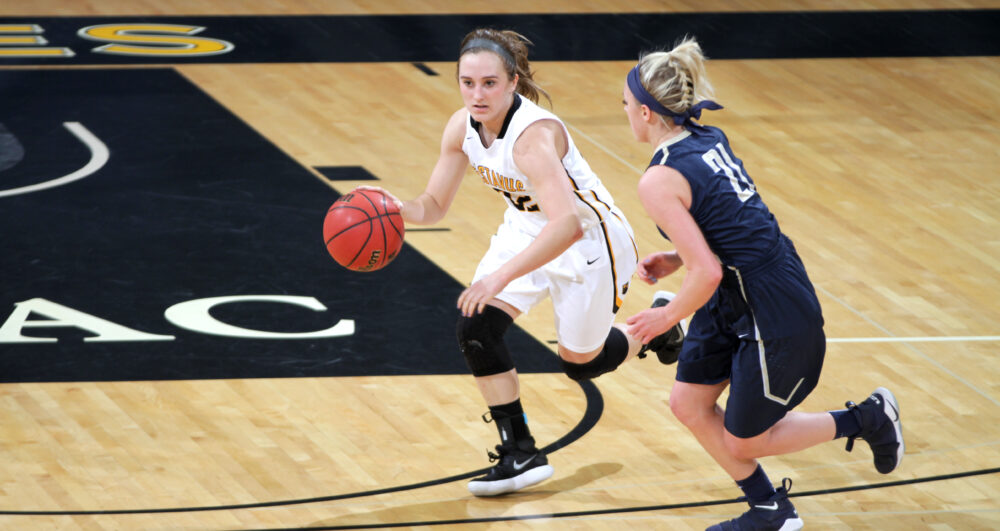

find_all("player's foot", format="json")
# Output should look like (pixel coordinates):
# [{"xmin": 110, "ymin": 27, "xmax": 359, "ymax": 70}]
[
  {"xmin": 637, "ymin": 291, "xmax": 685, "ymax": 364},
  {"xmin": 467, "ymin": 441, "xmax": 553, "ymax": 497},
  {"xmin": 844, "ymin": 387, "xmax": 904, "ymax": 474},
  {"xmin": 706, "ymin": 478, "xmax": 803, "ymax": 531}
]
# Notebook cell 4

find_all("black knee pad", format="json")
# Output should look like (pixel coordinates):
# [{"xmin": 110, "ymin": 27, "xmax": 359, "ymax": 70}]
[
  {"xmin": 456, "ymin": 305, "xmax": 514, "ymax": 377},
  {"xmin": 562, "ymin": 327, "xmax": 629, "ymax": 381}
]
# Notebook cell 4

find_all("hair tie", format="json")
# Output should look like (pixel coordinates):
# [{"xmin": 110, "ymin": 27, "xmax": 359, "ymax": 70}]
[
  {"xmin": 461, "ymin": 38, "xmax": 515, "ymax": 69},
  {"xmin": 626, "ymin": 64, "xmax": 723, "ymax": 126}
]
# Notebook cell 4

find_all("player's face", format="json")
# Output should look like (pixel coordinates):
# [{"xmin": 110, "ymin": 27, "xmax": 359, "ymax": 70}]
[
  {"xmin": 623, "ymin": 82, "xmax": 646, "ymax": 143},
  {"xmin": 458, "ymin": 52, "xmax": 516, "ymax": 127}
]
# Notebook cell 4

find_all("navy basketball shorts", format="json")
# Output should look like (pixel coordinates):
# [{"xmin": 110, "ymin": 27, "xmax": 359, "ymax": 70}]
[{"xmin": 675, "ymin": 248, "xmax": 826, "ymax": 439}]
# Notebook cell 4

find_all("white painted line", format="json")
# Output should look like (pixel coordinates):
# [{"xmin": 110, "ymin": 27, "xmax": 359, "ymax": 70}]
[
  {"xmin": 566, "ymin": 122, "xmax": 1000, "ymax": 408},
  {"xmin": 0, "ymin": 122, "xmax": 108, "ymax": 198},
  {"xmin": 817, "ymin": 285, "xmax": 1000, "ymax": 408},
  {"xmin": 564, "ymin": 122, "xmax": 644, "ymax": 174},
  {"xmin": 829, "ymin": 336, "xmax": 1000, "ymax": 343}
]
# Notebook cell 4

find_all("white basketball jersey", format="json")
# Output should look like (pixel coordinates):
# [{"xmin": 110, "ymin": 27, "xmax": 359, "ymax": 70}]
[{"xmin": 462, "ymin": 95, "xmax": 623, "ymax": 237}]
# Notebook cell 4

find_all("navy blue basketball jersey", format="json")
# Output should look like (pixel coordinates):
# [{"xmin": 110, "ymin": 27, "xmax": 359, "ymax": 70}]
[{"xmin": 650, "ymin": 125, "xmax": 780, "ymax": 269}]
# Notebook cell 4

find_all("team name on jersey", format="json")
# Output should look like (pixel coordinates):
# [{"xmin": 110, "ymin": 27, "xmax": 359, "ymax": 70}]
[{"xmin": 473, "ymin": 164, "xmax": 525, "ymax": 193}]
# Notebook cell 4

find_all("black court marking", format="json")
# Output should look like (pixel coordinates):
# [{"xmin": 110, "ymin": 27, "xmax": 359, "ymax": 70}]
[
  {"xmin": 0, "ymin": 11, "xmax": 996, "ymax": 65},
  {"xmin": 411, "ymin": 62, "xmax": 438, "ymax": 76},
  {"xmin": 315, "ymin": 166, "xmax": 379, "ymax": 181},
  {"xmin": 10, "ymin": 461, "xmax": 983, "ymax": 523},
  {"xmin": 0, "ymin": 68, "xmax": 561, "ymax": 382},
  {"xmin": 0, "ymin": 377, "xmax": 603, "ymax": 515},
  {"xmin": 407, "ymin": 228, "xmax": 451, "ymax": 232},
  {"xmin": 247, "ymin": 468, "xmax": 1000, "ymax": 529}
]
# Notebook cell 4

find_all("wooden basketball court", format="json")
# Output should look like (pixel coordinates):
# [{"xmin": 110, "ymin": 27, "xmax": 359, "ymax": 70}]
[{"xmin": 1, "ymin": 1, "xmax": 998, "ymax": 529}]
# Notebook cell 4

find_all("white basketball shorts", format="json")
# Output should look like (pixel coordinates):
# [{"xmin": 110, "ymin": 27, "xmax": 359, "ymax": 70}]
[{"xmin": 472, "ymin": 213, "xmax": 638, "ymax": 353}]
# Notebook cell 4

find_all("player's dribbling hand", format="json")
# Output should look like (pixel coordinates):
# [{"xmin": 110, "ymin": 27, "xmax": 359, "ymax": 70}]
[{"xmin": 355, "ymin": 185, "xmax": 404, "ymax": 211}]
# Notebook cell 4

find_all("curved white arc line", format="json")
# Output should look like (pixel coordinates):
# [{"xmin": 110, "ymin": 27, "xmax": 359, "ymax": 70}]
[{"xmin": 0, "ymin": 122, "xmax": 109, "ymax": 199}]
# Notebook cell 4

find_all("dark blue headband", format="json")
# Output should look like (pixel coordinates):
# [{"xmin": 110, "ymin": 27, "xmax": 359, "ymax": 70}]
[{"xmin": 626, "ymin": 64, "xmax": 723, "ymax": 125}]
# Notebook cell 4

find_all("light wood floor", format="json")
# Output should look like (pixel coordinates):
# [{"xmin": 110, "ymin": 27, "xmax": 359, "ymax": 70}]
[{"xmin": 1, "ymin": 2, "xmax": 999, "ymax": 530}]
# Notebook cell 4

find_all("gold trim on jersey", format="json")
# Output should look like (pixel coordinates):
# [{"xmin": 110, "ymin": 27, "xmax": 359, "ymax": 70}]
[{"xmin": 564, "ymin": 171, "xmax": 636, "ymax": 313}]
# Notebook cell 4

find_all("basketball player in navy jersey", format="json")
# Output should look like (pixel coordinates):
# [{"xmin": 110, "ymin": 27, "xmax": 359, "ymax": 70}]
[
  {"xmin": 359, "ymin": 28, "xmax": 683, "ymax": 497},
  {"xmin": 621, "ymin": 37, "xmax": 905, "ymax": 530}
]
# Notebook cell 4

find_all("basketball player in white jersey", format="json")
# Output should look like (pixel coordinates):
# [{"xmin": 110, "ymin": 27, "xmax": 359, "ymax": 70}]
[{"xmin": 359, "ymin": 28, "xmax": 684, "ymax": 496}]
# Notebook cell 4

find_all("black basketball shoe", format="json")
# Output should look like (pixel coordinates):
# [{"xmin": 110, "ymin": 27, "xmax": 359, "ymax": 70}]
[
  {"xmin": 467, "ymin": 441, "xmax": 554, "ymax": 497},
  {"xmin": 637, "ymin": 291, "xmax": 685, "ymax": 364},
  {"xmin": 707, "ymin": 478, "xmax": 804, "ymax": 531},
  {"xmin": 845, "ymin": 387, "xmax": 904, "ymax": 474}
]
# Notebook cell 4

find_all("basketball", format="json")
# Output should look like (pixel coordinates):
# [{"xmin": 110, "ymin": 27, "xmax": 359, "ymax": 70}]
[{"xmin": 323, "ymin": 189, "xmax": 405, "ymax": 272}]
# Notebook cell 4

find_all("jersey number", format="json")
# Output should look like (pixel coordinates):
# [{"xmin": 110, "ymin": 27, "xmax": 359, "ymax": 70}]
[
  {"xmin": 701, "ymin": 143, "xmax": 756, "ymax": 202},
  {"xmin": 503, "ymin": 191, "xmax": 539, "ymax": 212}
]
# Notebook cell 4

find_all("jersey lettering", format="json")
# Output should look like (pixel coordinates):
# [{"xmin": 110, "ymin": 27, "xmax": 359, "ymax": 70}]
[
  {"xmin": 701, "ymin": 143, "xmax": 756, "ymax": 202},
  {"xmin": 502, "ymin": 191, "xmax": 539, "ymax": 212}
]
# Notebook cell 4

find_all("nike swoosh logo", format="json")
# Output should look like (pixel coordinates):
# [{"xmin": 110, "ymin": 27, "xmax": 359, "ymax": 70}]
[
  {"xmin": 754, "ymin": 502, "xmax": 779, "ymax": 511},
  {"xmin": 512, "ymin": 454, "xmax": 536, "ymax": 471},
  {"xmin": 586, "ymin": 258, "xmax": 599, "ymax": 265}
]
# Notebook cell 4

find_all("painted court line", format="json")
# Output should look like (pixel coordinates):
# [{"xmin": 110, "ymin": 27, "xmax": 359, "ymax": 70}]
[
  {"xmin": 828, "ymin": 336, "xmax": 1000, "ymax": 343},
  {"xmin": 0, "ymin": 122, "xmax": 108, "ymax": 198},
  {"xmin": 569, "ymin": 124, "xmax": 1000, "ymax": 409},
  {"xmin": 817, "ymin": 286, "xmax": 999, "ymax": 408}
]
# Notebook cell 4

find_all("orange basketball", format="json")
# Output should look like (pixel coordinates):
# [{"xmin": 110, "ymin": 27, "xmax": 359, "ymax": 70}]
[{"xmin": 323, "ymin": 189, "xmax": 404, "ymax": 272}]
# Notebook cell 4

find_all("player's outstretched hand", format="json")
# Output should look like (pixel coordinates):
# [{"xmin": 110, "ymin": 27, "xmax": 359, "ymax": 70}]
[
  {"xmin": 625, "ymin": 306, "xmax": 675, "ymax": 345},
  {"xmin": 637, "ymin": 251, "xmax": 682, "ymax": 284}
]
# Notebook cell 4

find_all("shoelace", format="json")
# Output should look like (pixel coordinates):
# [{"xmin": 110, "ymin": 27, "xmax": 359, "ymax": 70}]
[{"xmin": 486, "ymin": 443, "xmax": 505, "ymax": 463}]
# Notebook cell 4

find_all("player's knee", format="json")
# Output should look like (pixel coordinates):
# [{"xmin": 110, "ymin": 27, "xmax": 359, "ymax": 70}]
[
  {"xmin": 723, "ymin": 431, "xmax": 765, "ymax": 461},
  {"xmin": 561, "ymin": 353, "xmax": 610, "ymax": 381},
  {"xmin": 669, "ymin": 386, "xmax": 709, "ymax": 428},
  {"xmin": 669, "ymin": 398, "xmax": 699, "ymax": 428},
  {"xmin": 561, "ymin": 328, "xmax": 629, "ymax": 381},
  {"xmin": 456, "ymin": 306, "xmax": 514, "ymax": 377}
]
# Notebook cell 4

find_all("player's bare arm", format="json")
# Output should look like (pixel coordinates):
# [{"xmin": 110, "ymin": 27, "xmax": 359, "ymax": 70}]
[
  {"xmin": 456, "ymin": 120, "xmax": 582, "ymax": 317},
  {"xmin": 401, "ymin": 109, "xmax": 470, "ymax": 225},
  {"xmin": 503, "ymin": 119, "xmax": 583, "ymax": 280},
  {"xmin": 360, "ymin": 110, "xmax": 468, "ymax": 225},
  {"xmin": 627, "ymin": 165, "xmax": 721, "ymax": 344}
]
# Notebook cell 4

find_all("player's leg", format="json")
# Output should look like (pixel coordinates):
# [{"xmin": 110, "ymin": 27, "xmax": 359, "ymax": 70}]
[
  {"xmin": 731, "ymin": 386, "xmax": 903, "ymax": 475},
  {"xmin": 554, "ymin": 220, "xmax": 663, "ymax": 379},
  {"xmin": 557, "ymin": 324, "xmax": 640, "ymax": 381},
  {"xmin": 674, "ymin": 276, "xmax": 805, "ymax": 531},
  {"xmin": 719, "ymin": 322, "xmax": 827, "ymax": 461},
  {"xmin": 724, "ymin": 410, "xmax": 835, "ymax": 459},
  {"xmin": 461, "ymin": 219, "xmax": 554, "ymax": 496},
  {"xmin": 458, "ymin": 298, "xmax": 555, "ymax": 497},
  {"xmin": 670, "ymin": 379, "xmax": 753, "ymax": 477}
]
